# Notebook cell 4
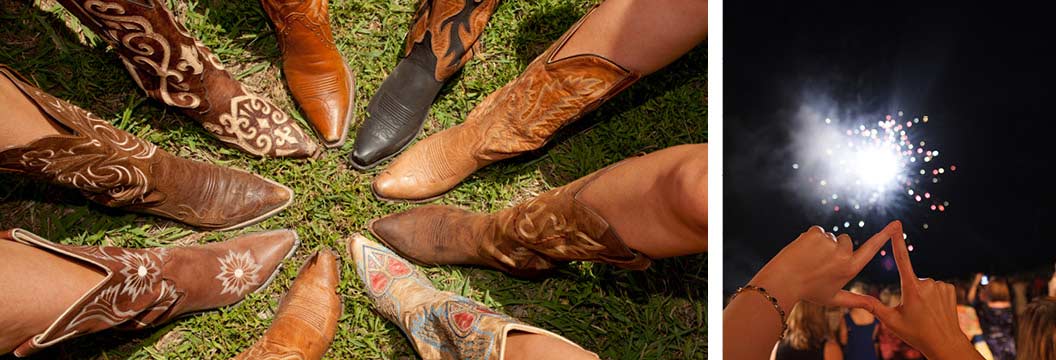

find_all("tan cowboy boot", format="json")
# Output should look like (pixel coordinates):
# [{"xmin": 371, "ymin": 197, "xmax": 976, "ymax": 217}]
[
  {"xmin": 4, "ymin": 228, "xmax": 299, "ymax": 357},
  {"xmin": 261, "ymin": 0, "xmax": 356, "ymax": 148},
  {"xmin": 234, "ymin": 250, "xmax": 341, "ymax": 359},
  {"xmin": 368, "ymin": 159, "xmax": 651, "ymax": 278},
  {"xmin": 56, "ymin": 0, "xmax": 319, "ymax": 158},
  {"xmin": 347, "ymin": 234, "xmax": 595, "ymax": 359},
  {"xmin": 350, "ymin": 0, "xmax": 501, "ymax": 169},
  {"xmin": 371, "ymin": 6, "xmax": 639, "ymax": 201},
  {"xmin": 0, "ymin": 65, "xmax": 293, "ymax": 231}
]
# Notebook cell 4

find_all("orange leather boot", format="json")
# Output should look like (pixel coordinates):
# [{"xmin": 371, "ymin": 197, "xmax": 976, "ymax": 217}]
[
  {"xmin": 372, "ymin": 6, "xmax": 639, "ymax": 201},
  {"xmin": 261, "ymin": 0, "xmax": 356, "ymax": 148},
  {"xmin": 235, "ymin": 250, "xmax": 341, "ymax": 359}
]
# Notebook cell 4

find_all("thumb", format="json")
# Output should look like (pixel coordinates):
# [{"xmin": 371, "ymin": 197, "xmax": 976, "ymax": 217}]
[{"xmin": 867, "ymin": 300, "xmax": 903, "ymax": 330}]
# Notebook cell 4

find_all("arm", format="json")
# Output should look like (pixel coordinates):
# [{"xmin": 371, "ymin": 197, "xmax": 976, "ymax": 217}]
[
  {"xmin": 724, "ymin": 222, "xmax": 898, "ymax": 360},
  {"xmin": 968, "ymin": 273, "xmax": 982, "ymax": 305},
  {"xmin": 824, "ymin": 339, "xmax": 844, "ymax": 360},
  {"xmin": 838, "ymin": 318, "xmax": 847, "ymax": 345}
]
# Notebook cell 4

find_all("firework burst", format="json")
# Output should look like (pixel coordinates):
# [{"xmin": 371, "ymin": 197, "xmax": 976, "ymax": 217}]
[{"xmin": 791, "ymin": 111, "xmax": 955, "ymax": 248}]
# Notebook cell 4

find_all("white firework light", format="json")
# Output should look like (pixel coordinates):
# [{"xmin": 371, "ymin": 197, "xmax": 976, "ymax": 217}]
[{"xmin": 792, "ymin": 111, "xmax": 955, "ymax": 245}]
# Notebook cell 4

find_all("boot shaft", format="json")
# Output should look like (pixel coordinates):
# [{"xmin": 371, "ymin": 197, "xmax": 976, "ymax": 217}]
[
  {"xmin": 55, "ymin": 0, "xmax": 319, "ymax": 157},
  {"xmin": 403, "ymin": 0, "xmax": 501, "ymax": 81}
]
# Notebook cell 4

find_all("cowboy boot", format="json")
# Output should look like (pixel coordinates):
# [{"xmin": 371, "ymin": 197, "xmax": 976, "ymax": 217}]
[
  {"xmin": 349, "ymin": 0, "xmax": 501, "ymax": 169},
  {"xmin": 371, "ymin": 6, "xmax": 639, "ymax": 201},
  {"xmin": 5, "ymin": 228, "xmax": 299, "ymax": 357},
  {"xmin": 56, "ymin": 0, "xmax": 319, "ymax": 158},
  {"xmin": 234, "ymin": 250, "xmax": 341, "ymax": 360},
  {"xmin": 368, "ymin": 159, "xmax": 651, "ymax": 278},
  {"xmin": 0, "ymin": 65, "xmax": 293, "ymax": 231},
  {"xmin": 347, "ymin": 234, "xmax": 595, "ymax": 360},
  {"xmin": 261, "ymin": 0, "xmax": 356, "ymax": 148}
]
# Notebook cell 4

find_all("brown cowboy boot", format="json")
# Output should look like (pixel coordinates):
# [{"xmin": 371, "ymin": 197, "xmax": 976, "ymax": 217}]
[
  {"xmin": 4, "ymin": 228, "xmax": 299, "ymax": 357},
  {"xmin": 260, "ymin": 0, "xmax": 356, "ymax": 148},
  {"xmin": 349, "ymin": 0, "xmax": 501, "ymax": 169},
  {"xmin": 0, "ymin": 65, "xmax": 293, "ymax": 231},
  {"xmin": 368, "ymin": 160, "xmax": 651, "ymax": 278},
  {"xmin": 234, "ymin": 250, "xmax": 341, "ymax": 360},
  {"xmin": 56, "ymin": 0, "xmax": 319, "ymax": 158},
  {"xmin": 371, "ymin": 6, "xmax": 639, "ymax": 201},
  {"xmin": 347, "ymin": 234, "xmax": 595, "ymax": 359}
]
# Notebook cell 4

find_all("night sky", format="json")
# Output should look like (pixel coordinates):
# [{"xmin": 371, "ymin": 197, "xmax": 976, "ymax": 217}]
[{"xmin": 723, "ymin": 2, "xmax": 1056, "ymax": 294}]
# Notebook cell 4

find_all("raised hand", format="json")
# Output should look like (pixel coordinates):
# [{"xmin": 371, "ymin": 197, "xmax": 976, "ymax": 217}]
[
  {"xmin": 868, "ymin": 228, "xmax": 985, "ymax": 360},
  {"xmin": 748, "ymin": 221, "xmax": 900, "ymax": 311}
]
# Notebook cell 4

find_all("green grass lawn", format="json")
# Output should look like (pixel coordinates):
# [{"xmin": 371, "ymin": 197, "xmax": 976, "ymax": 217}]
[{"xmin": 0, "ymin": 0, "xmax": 706, "ymax": 358}]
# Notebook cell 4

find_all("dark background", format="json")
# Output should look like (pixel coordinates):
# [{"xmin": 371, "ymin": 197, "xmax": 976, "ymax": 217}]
[{"xmin": 724, "ymin": 2, "xmax": 1055, "ymax": 295}]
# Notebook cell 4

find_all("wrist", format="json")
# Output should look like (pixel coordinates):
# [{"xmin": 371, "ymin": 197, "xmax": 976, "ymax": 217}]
[{"xmin": 748, "ymin": 271, "xmax": 799, "ymax": 315}]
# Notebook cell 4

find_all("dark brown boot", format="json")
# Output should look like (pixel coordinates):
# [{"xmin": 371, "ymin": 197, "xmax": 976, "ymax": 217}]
[
  {"xmin": 371, "ymin": 5, "xmax": 639, "ymax": 201},
  {"xmin": 261, "ymin": 0, "xmax": 355, "ymax": 148},
  {"xmin": 56, "ymin": 0, "xmax": 319, "ymax": 158},
  {"xmin": 234, "ymin": 250, "xmax": 341, "ymax": 360},
  {"xmin": 5, "ymin": 228, "xmax": 299, "ymax": 357},
  {"xmin": 0, "ymin": 65, "xmax": 293, "ymax": 230},
  {"xmin": 368, "ymin": 161, "xmax": 651, "ymax": 278}
]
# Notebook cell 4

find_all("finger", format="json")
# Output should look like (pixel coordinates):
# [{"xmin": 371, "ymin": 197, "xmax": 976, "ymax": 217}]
[
  {"xmin": 866, "ymin": 298, "xmax": 903, "ymax": 331},
  {"xmin": 825, "ymin": 232, "xmax": 837, "ymax": 243},
  {"xmin": 943, "ymin": 283, "xmax": 959, "ymax": 324},
  {"xmin": 836, "ymin": 234, "xmax": 853, "ymax": 255},
  {"xmin": 889, "ymin": 221, "xmax": 918, "ymax": 288},
  {"xmin": 827, "ymin": 290, "xmax": 881, "ymax": 312},
  {"xmin": 851, "ymin": 221, "xmax": 897, "ymax": 270}
]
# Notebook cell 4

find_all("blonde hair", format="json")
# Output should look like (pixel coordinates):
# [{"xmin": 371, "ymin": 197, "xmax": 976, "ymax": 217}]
[
  {"xmin": 784, "ymin": 301, "xmax": 830, "ymax": 350},
  {"xmin": 1016, "ymin": 297, "xmax": 1056, "ymax": 360}
]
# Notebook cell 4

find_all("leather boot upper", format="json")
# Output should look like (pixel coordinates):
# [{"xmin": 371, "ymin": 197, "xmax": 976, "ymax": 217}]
[
  {"xmin": 4, "ymin": 228, "xmax": 298, "ymax": 357},
  {"xmin": 55, "ymin": 0, "xmax": 319, "ymax": 157},
  {"xmin": 261, "ymin": 0, "xmax": 355, "ymax": 147},
  {"xmin": 372, "ymin": 6, "xmax": 640, "ymax": 201},
  {"xmin": 0, "ymin": 65, "xmax": 294, "ymax": 230}
]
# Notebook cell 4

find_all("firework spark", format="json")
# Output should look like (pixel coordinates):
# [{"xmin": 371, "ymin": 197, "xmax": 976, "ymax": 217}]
[{"xmin": 792, "ymin": 111, "xmax": 955, "ymax": 248}]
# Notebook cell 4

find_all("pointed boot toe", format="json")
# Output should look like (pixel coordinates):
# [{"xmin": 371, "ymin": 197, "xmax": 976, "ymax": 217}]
[
  {"xmin": 57, "ymin": 0, "xmax": 319, "ymax": 158},
  {"xmin": 234, "ymin": 250, "xmax": 341, "ymax": 360},
  {"xmin": 261, "ymin": 0, "xmax": 355, "ymax": 149},
  {"xmin": 0, "ymin": 65, "xmax": 295, "ymax": 230},
  {"xmin": 347, "ymin": 234, "xmax": 594, "ymax": 360},
  {"xmin": 6, "ymin": 228, "xmax": 300, "ymax": 356},
  {"xmin": 368, "ymin": 206, "xmax": 491, "ymax": 267}
]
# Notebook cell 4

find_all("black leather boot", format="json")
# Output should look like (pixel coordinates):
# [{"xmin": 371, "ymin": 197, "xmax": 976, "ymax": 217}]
[{"xmin": 349, "ymin": 0, "xmax": 500, "ymax": 170}]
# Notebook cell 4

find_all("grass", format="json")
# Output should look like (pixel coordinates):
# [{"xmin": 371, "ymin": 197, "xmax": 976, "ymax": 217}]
[{"xmin": 0, "ymin": 0, "xmax": 707, "ymax": 358}]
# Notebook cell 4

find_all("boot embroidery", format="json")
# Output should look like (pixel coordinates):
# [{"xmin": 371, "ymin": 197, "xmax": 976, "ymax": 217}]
[
  {"xmin": 59, "ymin": 247, "xmax": 175, "ymax": 332},
  {"xmin": 216, "ymin": 250, "xmax": 264, "ymax": 296},
  {"xmin": 404, "ymin": 0, "xmax": 500, "ymax": 80},
  {"xmin": 74, "ymin": 0, "xmax": 312, "ymax": 157},
  {"xmin": 409, "ymin": 298, "xmax": 507, "ymax": 360},
  {"xmin": 116, "ymin": 251, "xmax": 162, "ymax": 301}
]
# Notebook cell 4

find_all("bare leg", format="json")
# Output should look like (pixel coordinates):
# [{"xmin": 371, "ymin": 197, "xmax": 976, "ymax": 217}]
[
  {"xmin": 556, "ymin": 0, "xmax": 708, "ymax": 75},
  {"xmin": 0, "ymin": 241, "xmax": 104, "ymax": 354},
  {"xmin": 0, "ymin": 75, "xmax": 63, "ymax": 150},
  {"xmin": 579, "ymin": 144, "xmax": 708, "ymax": 258},
  {"xmin": 504, "ymin": 332, "xmax": 599, "ymax": 360}
]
